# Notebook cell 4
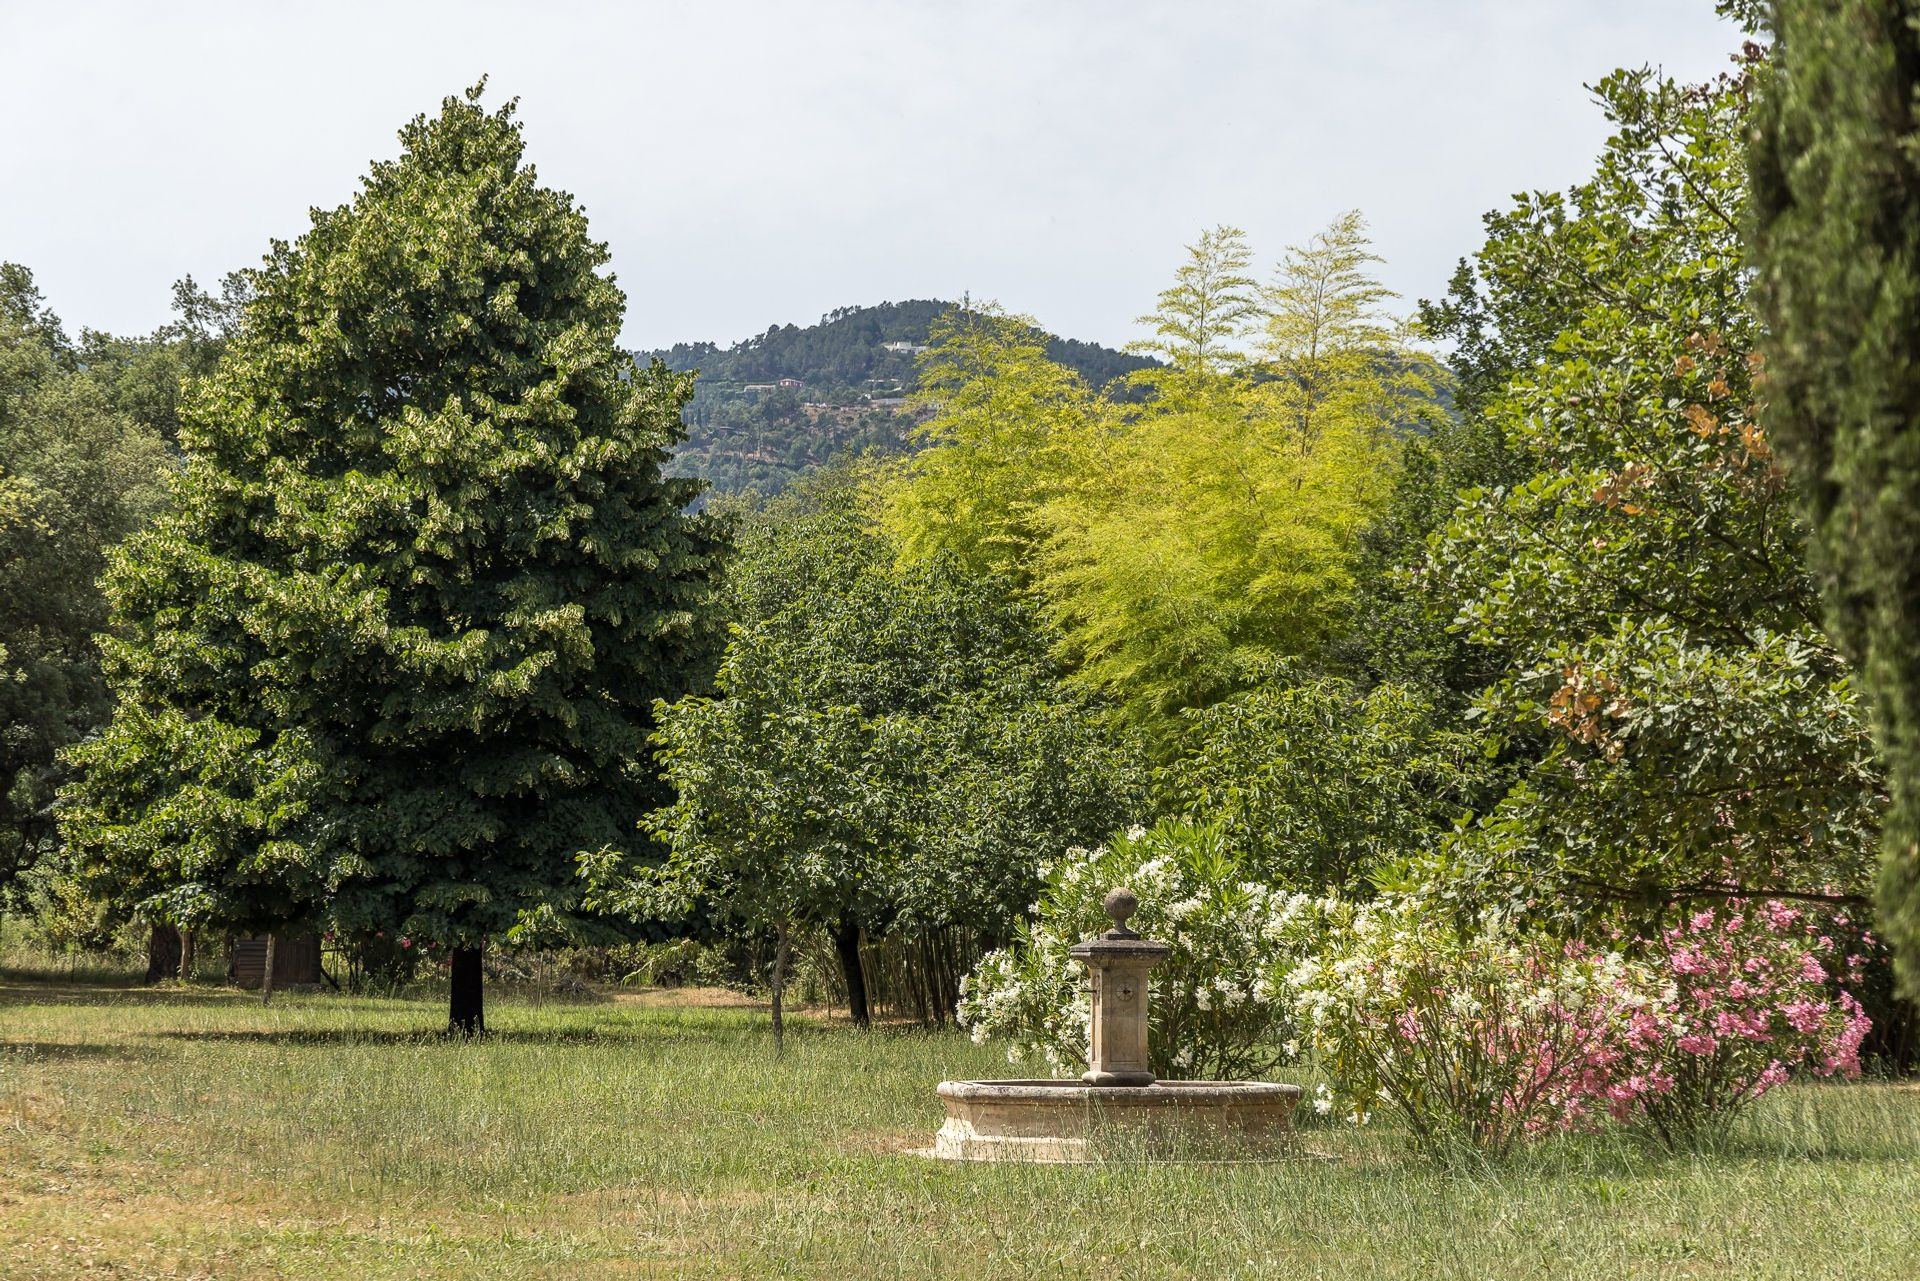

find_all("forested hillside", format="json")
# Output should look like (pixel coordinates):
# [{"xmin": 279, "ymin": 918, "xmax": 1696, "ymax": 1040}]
[{"xmin": 637, "ymin": 299, "xmax": 1155, "ymax": 493}]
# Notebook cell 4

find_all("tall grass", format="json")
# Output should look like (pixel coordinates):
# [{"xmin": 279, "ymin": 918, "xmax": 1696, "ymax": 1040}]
[{"xmin": 2, "ymin": 972, "xmax": 1915, "ymax": 1279}]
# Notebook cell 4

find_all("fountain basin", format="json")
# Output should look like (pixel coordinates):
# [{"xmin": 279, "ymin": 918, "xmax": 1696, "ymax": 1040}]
[{"xmin": 933, "ymin": 1078, "xmax": 1303, "ymax": 1162}]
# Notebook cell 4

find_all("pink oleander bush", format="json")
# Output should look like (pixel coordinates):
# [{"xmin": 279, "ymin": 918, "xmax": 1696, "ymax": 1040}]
[
  {"xmin": 1600, "ymin": 900, "xmax": 1871, "ymax": 1149},
  {"xmin": 1285, "ymin": 895, "xmax": 1871, "ymax": 1160}
]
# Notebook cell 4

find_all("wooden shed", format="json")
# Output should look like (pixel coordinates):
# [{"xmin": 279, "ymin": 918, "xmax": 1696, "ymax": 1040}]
[{"xmin": 228, "ymin": 931, "xmax": 324, "ymax": 989}]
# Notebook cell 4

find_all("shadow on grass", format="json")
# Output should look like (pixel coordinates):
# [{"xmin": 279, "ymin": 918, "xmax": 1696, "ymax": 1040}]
[
  {"xmin": 0, "ymin": 1039, "xmax": 156, "ymax": 1064},
  {"xmin": 0, "ymin": 979, "xmax": 265, "ymax": 1011},
  {"xmin": 147, "ymin": 1022, "xmax": 798, "ymax": 1049}
]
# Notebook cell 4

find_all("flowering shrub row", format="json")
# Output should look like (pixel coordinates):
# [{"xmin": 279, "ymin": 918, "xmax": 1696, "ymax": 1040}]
[
  {"xmin": 1285, "ymin": 895, "xmax": 1868, "ymax": 1157},
  {"xmin": 1283, "ymin": 897, "xmax": 1636, "ymax": 1154},
  {"xmin": 961, "ymin": 835, "xmax": 1872, "ymax": 1159}
]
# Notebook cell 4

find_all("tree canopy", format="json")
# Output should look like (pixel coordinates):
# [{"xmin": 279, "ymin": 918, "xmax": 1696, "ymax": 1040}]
[
  {"xmin": 886, "ymin": 216, "xmax": 1440, "ymax": 735},
  {"xmin": 613, "ymin": 467, "xmax": 1147, "ymax": 1041},
  {"xmin": 1397, "ymin": 50, "xmax": 1884, "ymax": 923},
  {"xmin": 0, "ymin": 265, "xmax": 170, "ymax": 906}
]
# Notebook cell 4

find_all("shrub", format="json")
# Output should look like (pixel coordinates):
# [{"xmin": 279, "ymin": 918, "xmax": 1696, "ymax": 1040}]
[
  {"xmin": 1287, "ymin": 895, "xmax": 1875, "ymax": 1160},
  {"xmin": 1284, "ymin": 895, "xmax": 1637, "ymax": 1159},
  {"xmin": 1602, "ymin": 901, "xmax": 1871, "ymax": 1149},
  {"xmin": 1162, "ymin": 671, "xmax": 1492, "ymax": 894},
  {"xmin": 958, "ymin": 818, "xmax": 1314, "ymax": 1080}
]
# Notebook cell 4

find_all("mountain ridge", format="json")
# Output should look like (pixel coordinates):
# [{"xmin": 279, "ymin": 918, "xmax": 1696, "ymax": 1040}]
[{"xmin": 637, "ymin": 299, "xmax": 1154, "ymax": 495}]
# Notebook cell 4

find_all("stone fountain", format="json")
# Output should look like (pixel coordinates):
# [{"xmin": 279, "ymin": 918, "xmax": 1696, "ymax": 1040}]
[{"xmin": 933, "ymin": 888, "xmax": 1302, "ymax": 1161}]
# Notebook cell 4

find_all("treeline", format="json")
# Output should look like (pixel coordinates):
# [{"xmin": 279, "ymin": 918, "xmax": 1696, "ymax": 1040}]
[{"xmin": 0, "ymin": 267, "xmax": 243, "ymax": 917}]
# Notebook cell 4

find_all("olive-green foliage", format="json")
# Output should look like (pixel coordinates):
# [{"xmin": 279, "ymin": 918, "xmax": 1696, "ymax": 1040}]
[
  {"xmin": 631, "ymin": 467, "xmax": 1147, "ymax": 956},
  {"xmin": 1162, "ymin": 671, "xmax": 1493, "ymax": 895},
  {"xmin": 1751, "ymin": 0, "xmax": 1920, "ymax": 994},
  {"xmin": 73, "ymin": 273, "xmax": 248, "ymax": 447},
  {"xmin": 1423, "ymin": 53, "xmax": 1884, "ymax": 921},
  {"xmin": 59, "ymin": 87, "xmax": 725, "ymax": 952},
  {"xmin": 0, "ymin": 265, "xmax": 169, "ymax": 903}
]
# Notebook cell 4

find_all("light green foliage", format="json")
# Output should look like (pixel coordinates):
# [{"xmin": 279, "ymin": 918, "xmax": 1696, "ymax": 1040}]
[
  {"xmin": 1126, "ymin": 224, "xmax": 1259, "ymax": 375},
  {"xmin": 1162, "ymin": 671, "xmax": 1493, "ymax": 895},
  {"xmin": 885, "ymin": 303, "xmax": 1095, "ymax": 578},
  {"xmin": 1752, "ymin": 0, "xmax": 1920, "ymax": 995},
  {"xmin": 622, "ymin": 468, "xmax": 1146, "ymax": 1014},
  {"xmin": 59, "ymin": 89, "xmax": 725, "ymax": 969},
  {"xmin": 959, "ymin": 818, "xmax": 1315, "ymax": 1080},
  {"xmin": 1036, "ymin": 371, "xmax": 1394, "ymax": 726},
  {"xmin": 1422, "ymin": 57, "xmax": 1883, "ymax": 919},
  {"xmin": 890, "ymin": 216, "xmax": 1429, "ymax": 733},
  {"xmin": 0, "ymin": 265, "xmax": 170, "ymax": 902},
  {"xmin": 1253, "ymin": 210, "xmax": 1442, "ymax": 451}
]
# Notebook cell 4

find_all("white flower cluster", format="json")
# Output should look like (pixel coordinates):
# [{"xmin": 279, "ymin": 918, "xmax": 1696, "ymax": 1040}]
[{"xmin": 957, "ymin": 819, "xmax": 1324, "ymax": 1080}]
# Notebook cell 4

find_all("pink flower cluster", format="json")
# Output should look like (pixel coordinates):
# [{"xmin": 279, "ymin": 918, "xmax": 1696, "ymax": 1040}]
[{"xmin": 1577, "ymin": 901, "xmax": 1871, "ymax": 1145}]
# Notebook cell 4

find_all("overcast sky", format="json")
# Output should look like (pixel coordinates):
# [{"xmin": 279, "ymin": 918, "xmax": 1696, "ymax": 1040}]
[{"xmin": 3, "ymin": 1, "xmax": 1741, "ymax": 353}]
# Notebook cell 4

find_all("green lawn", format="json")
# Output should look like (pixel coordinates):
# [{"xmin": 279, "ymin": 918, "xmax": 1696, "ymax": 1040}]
[{"xmin": 1, "ymin": 971, "xmax": 1915, "ymax": 1279}]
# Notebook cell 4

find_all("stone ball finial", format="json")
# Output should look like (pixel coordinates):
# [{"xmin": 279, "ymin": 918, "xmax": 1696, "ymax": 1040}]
[{"xmin": 1103, "ymin": 887, "xmax": 1140, "ymax": 934}]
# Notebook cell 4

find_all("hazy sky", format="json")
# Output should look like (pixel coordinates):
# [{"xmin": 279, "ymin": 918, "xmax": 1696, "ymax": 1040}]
[{"xmin": 3, "ymin": 1, "xmax": 1741, "ymax": 353}]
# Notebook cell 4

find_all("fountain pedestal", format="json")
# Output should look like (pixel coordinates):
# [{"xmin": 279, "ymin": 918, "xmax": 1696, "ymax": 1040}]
[
  {"xmin": 932, "ymin": 887, "xmax": 1302, "ymax": 1162},
  {"xmin": 1069, "ymin": 888, "xmax": 1168, "ymax": 1086}
]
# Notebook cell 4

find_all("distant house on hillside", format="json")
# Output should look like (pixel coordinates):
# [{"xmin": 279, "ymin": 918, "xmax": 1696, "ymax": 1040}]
[
  {"xmin": 742, "ymin": 382, "xmax": 778, "ymax": 394},
  {"xmin": 776, "ymin": 377, "xmax": 803, "ymax": 389},
  {"xmin": 880, "ymin": 340, "xmax": 929, "ymax": 355}
]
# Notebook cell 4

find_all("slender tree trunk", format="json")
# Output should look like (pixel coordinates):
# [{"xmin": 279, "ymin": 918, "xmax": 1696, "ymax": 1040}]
[
  {"xmin": 449, "ymin": 945, "xmax": 485, "ymax": 1037},
  {"xmin": 178, "ymin": 928, "xmax": 196, "ymax": 983},
  {"xmin": 832, "ymin": 914, "xmax": 870, "ymax": 1029},
  {"xmin": 261, "ymin": 932, "xmax": 277, "ymax": 1005},
  {"xmin": 769, "ymin": 923, "xmax": 792, "ymax": 1056},
  {"xmin": 144, "ymin": 925, "xmax": 182, "ymax": 984}
]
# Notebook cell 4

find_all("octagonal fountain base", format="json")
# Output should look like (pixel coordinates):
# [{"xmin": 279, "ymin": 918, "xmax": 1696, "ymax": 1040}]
[{"xmin": 932, "ymin": 1079, "xmax": 1303, "ymax": 1162}]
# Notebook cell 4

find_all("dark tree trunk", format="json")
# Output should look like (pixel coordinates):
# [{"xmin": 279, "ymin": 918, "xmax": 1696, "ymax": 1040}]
[
  {"xmin": 261, "ymin": 932, "xmax": 277, "ymax": 1005},
  {"xmin": 178, "ymin": 928, "xmax": 196, "ymax": 982},
  {"xmin": 449, "ymin": 945, "xmax": 485, "ymax": 1037},
  {"xmin": 769, "ymin": 923, "xmax": 792, "ymax": 1056},
  {"xmin": 832, "ymin": 915, "xmax": 870, "ymax": 1029},
  {"xmin": 144, "ymin": 924, "xmax": 182, "ymax": 984}
]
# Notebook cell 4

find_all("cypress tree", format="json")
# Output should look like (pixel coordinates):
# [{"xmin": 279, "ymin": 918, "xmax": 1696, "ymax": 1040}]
[
  {"xmin": 62, "ymin": 85, "xmax": 725, "ymax": 1033},
  {"xmin": 1751, "ymin": 1, "xmax": 1920, "ymax": 994}
]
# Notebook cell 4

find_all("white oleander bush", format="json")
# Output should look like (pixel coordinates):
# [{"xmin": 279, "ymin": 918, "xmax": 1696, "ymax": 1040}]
[{"xmin": 957, "ymin": 817, "xmax": 1317, "ymax": 1080}]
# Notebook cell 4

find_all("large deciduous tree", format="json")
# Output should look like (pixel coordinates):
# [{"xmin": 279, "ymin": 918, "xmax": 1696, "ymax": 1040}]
[
  {"xmin": 61, "ymin": 86, "xmax": 725, "ymax": 1034},
  {"xmin": 1751, "ymin": 0, "xmax": 1920, "ymax": 996}
]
